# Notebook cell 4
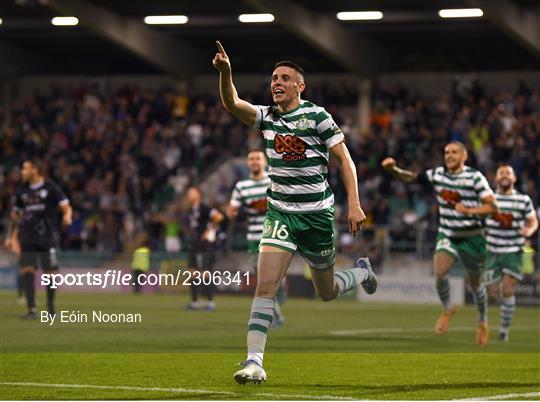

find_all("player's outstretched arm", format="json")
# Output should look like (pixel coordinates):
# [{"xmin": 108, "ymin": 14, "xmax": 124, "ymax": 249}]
[
  {"xmin": 330, "ymin": 142, "xmax": 366, "ymax": 236},
  {"xmin": 381, "ymin": 157, "xmax": 418, "ymax": 183},
  {"xmin": 212, "ymin": 41, "xmax": 257, "ymax": 126}
]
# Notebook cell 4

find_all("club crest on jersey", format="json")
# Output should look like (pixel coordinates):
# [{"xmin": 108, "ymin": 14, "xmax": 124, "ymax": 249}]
[
  {"xmin": 295, "ymin": 115, "xmax": 309, "ymax": 130},
  {"xmin": 39, "ymin": 189, "xmax": 49, "ymax": 198},
  {"xmin": 274, "ymin": 134, "xmax": 307, "ymax": 162}
]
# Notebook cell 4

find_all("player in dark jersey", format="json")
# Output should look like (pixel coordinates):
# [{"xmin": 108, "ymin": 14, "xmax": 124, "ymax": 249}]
[
  {"xmin": 4, "ymin": 159, "xmax": 72, "ymax": 319},
  {"xmin": 183, "ymin": 186, "xmax": 224, "ymax": 311}
]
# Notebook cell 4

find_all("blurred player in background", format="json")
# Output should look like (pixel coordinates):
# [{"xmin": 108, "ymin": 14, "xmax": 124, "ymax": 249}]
[
  {"xmin": 483, "ymin": 165, "xmax": 538, "ymax": 341},
  {"xmin": 382, "ymin": 142, "xmax": 498, "ymax": 346},
  {"xmin": 4, "ymin": 159, "xmax": 72, "ymax": 319},
  {"xmin": 183, "ymin": 186, "xmax": 224, "ymax": 311},
  {"xmin": 213, "ymin": 41, "xmax": 377, "ymax": 384},
  {"xmin": 227, "ymin": 150, "xmax": 286, "ymax": 328},
  {"xmin": 131, "ymin": 236, "xmax": 151, "ymax": 294}
]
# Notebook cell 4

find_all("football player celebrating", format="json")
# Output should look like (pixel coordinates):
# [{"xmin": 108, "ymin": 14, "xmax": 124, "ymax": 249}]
[
  {"xmin": 214, "ymin": 41, "xmax": 377, "ymax": 384},
  {"xmin": 382, "ymin": 142, "xmax": 498, "ymax": 347},
  {"xmin": 483, "ymin": 165, "xmax": 538, "ymax": 341}
]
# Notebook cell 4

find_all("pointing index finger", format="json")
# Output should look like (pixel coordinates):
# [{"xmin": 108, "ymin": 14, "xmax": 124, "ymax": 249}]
[{"xmin": 216, "ymin": 40, "xmax": 227, "ymax": 55}]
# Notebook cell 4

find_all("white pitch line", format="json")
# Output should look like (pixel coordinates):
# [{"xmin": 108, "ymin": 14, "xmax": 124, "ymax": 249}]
[
  {"xmin": 458, "ymin": 391, "xmax": 540, "ymax": 400},
  {"xmin": 0, "ymin": 382, "xmax": 235, "ymax": 396},
  {"xmin": 0, "ymin": 381, "xmax": 356, "ymax": 401},
  {"xmin": 330, "ymin": 325, "xmax": 539, "ymax": 336}
]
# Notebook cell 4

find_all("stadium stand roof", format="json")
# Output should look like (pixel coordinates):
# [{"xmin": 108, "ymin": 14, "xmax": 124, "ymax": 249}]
[{"xmin": 0, "ymin": 0, "xmax": 539, "ymax": 77}]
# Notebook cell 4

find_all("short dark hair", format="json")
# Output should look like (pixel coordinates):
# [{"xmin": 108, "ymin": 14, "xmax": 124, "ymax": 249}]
[
  {"xmin": 446, "ymin": 141, "xmax": 467, "ymax": 153},
  {"xmin": 497, "ymin": 163, "xmax": 514, "ymax": 172},
  {"xmin": 25, "ymin": 158, "xmax": 45, "ymax": 175},
  {"xmin": 273, "ymin": 61, "xmax": 305, "ymax": 77}
]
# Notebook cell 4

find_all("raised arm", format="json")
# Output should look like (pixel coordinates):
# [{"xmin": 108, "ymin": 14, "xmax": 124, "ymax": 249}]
[
  {"xmin": 213, "ymin": 41, "xmax": 257, "ymax": 126},
  {"xmin": 381, "ymin": 157, "xmax": 418, "ymax": 183},
  {"xmin": 330, "ymin": 142, "xmax": 366, "ymax": 236}
]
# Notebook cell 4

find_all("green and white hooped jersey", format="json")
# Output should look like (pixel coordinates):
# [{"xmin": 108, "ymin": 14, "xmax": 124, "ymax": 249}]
[
  {"xmin": 253, "ymin": 100, "xmax": 345, "ymax": 213},
  {"xmin": 424, "ymin": 166, "xmax": 493, "ymax": 238},
  {"xmin": 485, "ymin": 190, "xmax": 535, "ymax": 254},
  {"xmin": 230, "ymin": 175, "xmax": 271, "ymax": 243}
]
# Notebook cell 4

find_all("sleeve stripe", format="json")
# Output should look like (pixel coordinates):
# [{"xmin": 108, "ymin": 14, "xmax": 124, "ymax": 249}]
[
  {"xmin": 326, "ymin": 134, "xmax": 345, "ymax": 149},
  {"xmin": 316, "ymin": 117, "xmax": 332, "ymax": 131}
]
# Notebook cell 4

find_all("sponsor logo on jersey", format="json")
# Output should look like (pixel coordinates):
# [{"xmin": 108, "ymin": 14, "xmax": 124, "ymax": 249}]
[
  {"xmin": 320, "ymin": 247, "xmax": 335, "ymax": 257},
  {"xmin": 493, "ymin": 212, "xmax": 513, "ymax": 228},
  {"xmin": 25, "ymin": 204, "xmax": 46, "ymax": 212},
  {"xmin": 274, "ymin": 134, "xmax": 307, "ymax": 162},
  {"xmin": 249, "ymin": 199, "xmax": 268, "ymax": 213},
  {"xmin": 440, "ymin": 189, "xmax": 461, "ymax": 206}
]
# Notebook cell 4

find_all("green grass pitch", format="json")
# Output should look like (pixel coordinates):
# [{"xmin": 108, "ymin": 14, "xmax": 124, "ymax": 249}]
[{"xmin": 1, "ymin": 290, "xmax": 539, "ymax": 400}]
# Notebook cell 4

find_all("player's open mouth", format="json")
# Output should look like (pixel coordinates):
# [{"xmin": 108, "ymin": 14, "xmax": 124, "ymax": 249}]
[{"xmin": 273, "ymin": 89, "xmax": 285, "ymax": 95}]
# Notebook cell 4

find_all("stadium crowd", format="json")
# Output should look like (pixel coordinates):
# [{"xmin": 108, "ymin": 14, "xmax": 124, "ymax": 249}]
[{"xmin": 1, "ymin": 79, "xmax": 538, "ymax": 257}]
